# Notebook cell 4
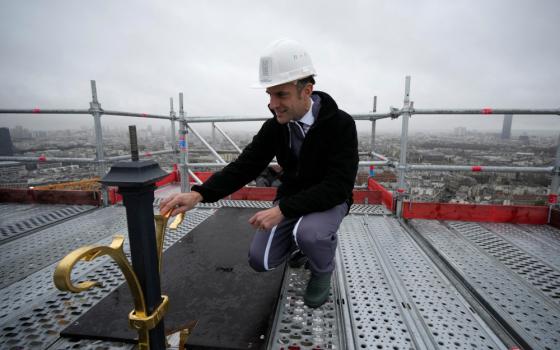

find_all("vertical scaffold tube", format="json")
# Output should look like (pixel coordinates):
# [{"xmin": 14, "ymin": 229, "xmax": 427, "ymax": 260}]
[
  {"xmin": 371, "ymin": 96, "xmax": 377, "ymax": 158},
  {"xmin": 550, "ymin": 134, "xmax": 560, "ymax": 221},
  {"xmin": 90, "ymin": 80, "xmax": 108, "ymax": 206},
  {"xmin": 371, "ymin": 119, "xmax": 376, "ymax": 157},
  {"xmin": 178, "ymin": 93, "xmax": 190, "ymax": 193},
  {"xmin": 169, "ymin": 98, "xmax": 177, "ymax": 165},
  {"xmin": 396, "ymin": 76, "xmax": 411, "ymax": 217}
]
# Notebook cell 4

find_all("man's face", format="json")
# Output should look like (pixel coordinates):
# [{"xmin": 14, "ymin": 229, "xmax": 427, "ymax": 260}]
[{"xmin": 266, "ymin": 82, "xmax": 312, "ymax": 124}]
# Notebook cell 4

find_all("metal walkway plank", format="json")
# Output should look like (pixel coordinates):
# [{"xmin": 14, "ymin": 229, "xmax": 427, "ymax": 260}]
[
  {"xmin": 0, "ymin": 209, "xmax": 215, "ymax": 350},
  {"xmin": 337, "ymin": 215, "xmax": 505, "ymax": 349},
  {"xmin": 0, "ymin": 207, "xmax": 127, "ymax": 289},
  {"xmin": 267, "ymin": 267, "xmax": 345, "ymax": 349},
  {"xmin": 452, "ymin": 222, "xmax": 560, "ymax": 304},
  {"xmin": 516, "ymin": 224, "xmax": 560, "ymax": 252},
  {"xmin": 0, "ymin": 203, "xmax": 95, "ymax": 243},
  {"xmin": 376, "ymin": 216, "xmax": 503, "ymax": 349},
  {"xmin": 411, "ymin": 219, "xmax": 560, "ymax": 350},
  {"xmin": 337, "ymin": 215, "xmax": 414, "ymax": 349}
]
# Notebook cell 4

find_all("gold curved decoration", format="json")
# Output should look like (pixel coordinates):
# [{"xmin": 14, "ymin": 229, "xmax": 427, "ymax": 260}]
[
  {"xmin": 53, "ymin": 235, "xmax": 146, "ymax": 313},
  {"xmin": 154, "ymin": 213, "xmax": 170, "ymax": 273},
  {"xmin": 154, "ymin": 211, "xmax": 184, "ymax": 272},
  {"xmin": 169, "ymin": 212, "xmax": 185, "ymax": 230},
  {"xmin": 53, "ymin": 211, "xmax": 186, "ymax": 349},
  {"xmin": 53, "ymin": 234, "xmax": 171, "ymax": 349}
]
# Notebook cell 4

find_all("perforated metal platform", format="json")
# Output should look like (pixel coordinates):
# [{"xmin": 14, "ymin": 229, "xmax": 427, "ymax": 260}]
[
  {"xmin": 336, "ymin": 215, "xmax": 505, "ymax": 350},
  {"xmin": 2, "ymin": 199, "xmax": 559, "ymax": 349},
  {"xmin": 410, "ymin": 219, "xmax": 560, "ymax": 350},
  {"xmin": 0, "ymin": 206, "xmax": 215, "ymax": 350},
  {"xmin": 153, "ymin": 197, "xmax": 390, "ymax": 215},
  {"xmin": 0, "ymin": 203, "xmax": 95, "ymax": 243}
]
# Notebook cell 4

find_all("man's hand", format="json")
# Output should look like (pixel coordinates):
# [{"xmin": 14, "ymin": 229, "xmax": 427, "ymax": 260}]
[
  {"xmin": 248, "ymin": 206, "xmax": 284, "ymax": 231},
  {"xmin": 159, "ymin": 191, "xmax": 203, "ymax": 217}
]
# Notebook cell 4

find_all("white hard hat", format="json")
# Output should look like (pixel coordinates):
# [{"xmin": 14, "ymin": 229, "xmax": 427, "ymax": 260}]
[{"xmin": 252, "ymin": 38, "xmax": 316, "ymax": 89}]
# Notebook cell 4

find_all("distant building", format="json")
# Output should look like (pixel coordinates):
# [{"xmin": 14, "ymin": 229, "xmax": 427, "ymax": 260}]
[
  {"xmin": 501, "ymin": 114, "xmax": 513, "ymax": 139},
  {"xmin": 0, "ymin": 128, "xmax": 14, "ymax": 156},
  {"xmin": 0, "ymin": 161, "xmax": 26, "ymax": 183},
  {"xmin": 519, "ymin": 133, "xmax": 530, "ymax": 144},
  {"xmin": 454, "ymin": 127, "xmax": 467, "ymax": 137}
]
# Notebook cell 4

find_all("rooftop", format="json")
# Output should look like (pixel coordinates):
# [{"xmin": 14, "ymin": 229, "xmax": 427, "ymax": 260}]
[{"xmin": 1, "ymin": 183, "xmax": 559, "ymax": 349}]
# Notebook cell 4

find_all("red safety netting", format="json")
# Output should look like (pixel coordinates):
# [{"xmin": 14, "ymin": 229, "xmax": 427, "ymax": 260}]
[
  {"xmin": 368, "ymin": 178, "xmax": 394, "ymax": 210},
  {"xmin": 402, "ymin": 201, "xmax": 548, "ymax": 224}
]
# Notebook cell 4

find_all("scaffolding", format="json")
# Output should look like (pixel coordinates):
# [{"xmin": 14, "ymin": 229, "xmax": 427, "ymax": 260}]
[{"xmin": 1, "ymin": 77, "xmax": 559, "ymax": 218}]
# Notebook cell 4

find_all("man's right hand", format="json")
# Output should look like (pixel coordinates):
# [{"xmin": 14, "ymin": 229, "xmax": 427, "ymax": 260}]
[{"xmin": 159, "ymin": 191, "xmax": 203, "ymax": 217}]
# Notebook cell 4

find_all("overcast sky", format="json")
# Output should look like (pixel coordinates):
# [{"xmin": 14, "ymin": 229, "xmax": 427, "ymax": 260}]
[{"xmin": 0, "ymin": 0, "xmax": 559, "ymax": 136}]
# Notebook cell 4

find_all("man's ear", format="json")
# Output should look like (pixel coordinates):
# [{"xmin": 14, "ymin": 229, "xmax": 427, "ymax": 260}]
[{"xmin": 304, "ymin": 83, "xmax": 313, "ymax": 97}]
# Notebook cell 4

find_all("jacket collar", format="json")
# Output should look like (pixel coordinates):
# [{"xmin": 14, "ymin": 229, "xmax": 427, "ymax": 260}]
[{"xmin": 267, "ymin": 90, "xmax": 339, "ymax": 126}]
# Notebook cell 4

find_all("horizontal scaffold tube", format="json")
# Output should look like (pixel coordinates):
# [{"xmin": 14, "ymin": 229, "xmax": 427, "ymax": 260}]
[
  {"xmin": 0, "ymin": 109, "xmax": 90, "ymax": 114},
  {"xmin": 0, "ymin": 156, "xmax": 95, "ymax": 163},
  {"xmin": 103, "ymin": 110, "xmax": 171, "ymax": 120},
  {"xmin": 187, "ymin": 160, "xmax": 389, "ymax": 169},
  {"xmin": 407, "ymin": 164, "xmax": 554, "ymax": 173},
  {"xmin": 412, "ymin": 108, "xmax": 560, "ymax": 115},
  {"xmin": 106, "ymin": 149, "xmax": 174, "ymax": 161}
]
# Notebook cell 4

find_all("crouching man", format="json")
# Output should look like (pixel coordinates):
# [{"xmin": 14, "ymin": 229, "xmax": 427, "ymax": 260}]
[{"xmin": 160, "ymin": 38, "xmax": 358, "ymax": 308}]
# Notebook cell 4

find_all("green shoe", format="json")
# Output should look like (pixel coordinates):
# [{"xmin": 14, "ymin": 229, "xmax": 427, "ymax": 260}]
[{"xmin": 304, "ymin": 272, "xmax": 332, "ymax": 308}]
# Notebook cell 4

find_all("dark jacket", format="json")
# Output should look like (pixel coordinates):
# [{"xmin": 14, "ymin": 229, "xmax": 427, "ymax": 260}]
[{"xmin": 192, "ymin": 90, "xmax": 359, "ymax": 218}]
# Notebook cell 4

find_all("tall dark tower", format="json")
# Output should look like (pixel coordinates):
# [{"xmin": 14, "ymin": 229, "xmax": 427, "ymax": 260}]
[
  {"xmin": 501, "ymin": 114, "xmax": 513, "ymax": 140},
  {"xmin": 0, "ymin": 128, "xmax": 14, "ymax": 156}
]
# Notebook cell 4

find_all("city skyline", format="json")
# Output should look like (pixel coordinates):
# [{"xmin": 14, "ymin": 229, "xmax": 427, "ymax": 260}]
[{"xmin": 1, "ymin": 1, "xmax": 559, "ymax": 134}]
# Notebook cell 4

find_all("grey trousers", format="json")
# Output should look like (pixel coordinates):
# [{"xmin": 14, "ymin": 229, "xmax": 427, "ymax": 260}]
[{"xmin": 248, "ymin": 202, "xmax": 348, "ymax": 274}]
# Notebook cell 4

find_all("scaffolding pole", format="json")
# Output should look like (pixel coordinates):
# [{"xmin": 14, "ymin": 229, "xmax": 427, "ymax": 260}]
[
  {"xmin": 0, "ymin": 156, "xmax": 94, "ymax": 163},
  {"xmin": 551, "ymin": 134, "xmax": 560, "ymax": 206},
  {"xmin": 212, "ymin": 123, "xmax": 242, "ymax": 154},
  {"xmin": 89, "ymin": 80, "xmax": 108, "ymax": 207},
  {"xmin": 169, "ymin": 98, "xmax": 177, "ymax": 166},
  {"xmin": 188, "ymin": 169, "xmax": 203, "ymax": 185},
  {"xmin": 411, "ymin": 108, "xmax": 560, "ymax": 115},
  {"xmin": 370, "ymin": 96, "xmax": 378, "ymax": 157},
  {"xmin": 107, "ymin": 149, "xmax": 174, "ymax": 162},
  {"xmin": 396, "ymin": 76, "xmax": 411, "ymax": 217},
  {"xmin": 178, "ymin": 93, "xmax": 189, "ymax": 193},
  {"xmin": 407, "ymin": 165, "xmax": 553, "ymax": 173},
  {"xmin": 102, "ymin": 110, "xmax": 171, "ymax": 120},
  {"xmin": 0, "ymin": 109, "xmax": 90, "ymax": 114},
  {"xmin": 187, "ymin": 125, "xmax": 226, "ymax": 163},
  {"xmin": 186, "ymin": 160, "xmax": 389, "ymax": 169}
]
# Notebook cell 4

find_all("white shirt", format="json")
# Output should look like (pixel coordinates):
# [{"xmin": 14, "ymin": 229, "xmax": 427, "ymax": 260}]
[{"xmin": 294, "ymin": 97, "xmax": 314, "ymax": 135}]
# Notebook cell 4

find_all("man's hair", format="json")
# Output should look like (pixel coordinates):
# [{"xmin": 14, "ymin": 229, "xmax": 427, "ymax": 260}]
[{"xmin": 295, "ymin": 75, "xmax": 316, "ymax": 94}]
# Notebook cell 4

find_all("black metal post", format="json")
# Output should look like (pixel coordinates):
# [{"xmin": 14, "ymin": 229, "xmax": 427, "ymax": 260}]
[
  {"xmin": 121, "ymin": 184, "xmax": 165, "ymax": 348},
  {"xmin": 129, "ymin": 125, "xmax": 140, "ymax": 162},
  {"xmin": 101, "ymin": 126, "xmax": 168, "ymax": 349}
]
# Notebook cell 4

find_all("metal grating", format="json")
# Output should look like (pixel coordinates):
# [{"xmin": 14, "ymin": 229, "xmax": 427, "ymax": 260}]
[
  {"xmin": 516, "ymin": 224, "xmax": 560, "ymax": 251},
  {"xmin": 372, "ymin": 217, "xmax": 504, "ymax": 349},
  {"xmin": 337, "ymin": 215, "xmax": 504, "ymax": 349},
  {"xmin": 153, "ymin": 197, "xmax": 389, "ymax": 215},
  {"xmin": 0, "ymin": 203, "xmax": 95, "ymax": 243},
  {"xmin": 152, "ymin": 197, "xmax": 274, "ymax": 209},
  {"xmin": 48, "ymin": 338, "xmax": 133, "ymax": 350},
  {"xmin": 267, "ymin": 267, "xmax": 343, "ymax": 349},
  {"xmin": 0, "ymin": 207, "xmax": 127, "ymax": 289},
  {"xmin": 411, "ymin": 219, "xmax": 560, "ymax": 350},
  {"xmin": 452, "ymin": 221, "xmax": 560, "ymax": 303},
  {"xmin": 349, "ymin": 204, "xmax": 389, "ymax": 215},
  {"xmin": 337, "ymin": 215, "xmax": 414, "ymax": 349},
  {"xmin": 0, "ymin": 208, "xmax": 215, "ymax": 350}
]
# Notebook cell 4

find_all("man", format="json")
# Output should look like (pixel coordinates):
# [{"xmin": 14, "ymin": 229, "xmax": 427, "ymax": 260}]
[{"xmin": 160, "ymin": 38, "xmax": 358, "ymax": 308}]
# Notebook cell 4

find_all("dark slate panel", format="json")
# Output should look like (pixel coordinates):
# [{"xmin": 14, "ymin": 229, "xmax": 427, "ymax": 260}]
[{"xmin": 62, "ymin": 207, "xmax": 285, "ymax": 349}]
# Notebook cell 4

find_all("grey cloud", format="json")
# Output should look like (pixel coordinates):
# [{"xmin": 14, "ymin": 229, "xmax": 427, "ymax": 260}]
[{"xmin": 0, "ymin": 0, "xmax": 558, "ymax": 135}]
